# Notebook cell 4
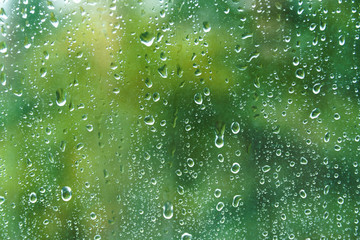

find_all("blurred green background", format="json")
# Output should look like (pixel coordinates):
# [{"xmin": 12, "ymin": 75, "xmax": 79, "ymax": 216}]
[{"xmin": 0, "ymin": 0, "xmax": 359, "ymax": 239}]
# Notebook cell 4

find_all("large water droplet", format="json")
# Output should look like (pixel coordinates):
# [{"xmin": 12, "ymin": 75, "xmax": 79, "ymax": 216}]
[
  {"xmin": 181, "ymin": 233, "xmax": 192, "ymax": 240},
  {"xmin": 50, "ymin": 12, "xmax": 59, "ymax": 28},
  {"xmin": 140, "ymin": 32, "xmax": 155, "ymax": 47},
  {"xmin": 262, "ymin": 165, "xmax": 271, "ymax": 173},
  {"xmin": 295, "ymin": 68, "xmax": 305, "ymax": 79},
  {"xmin": 299, "ymin": 189, "xmax": 307, "ymax": 199},
  {"xmin": 162, "ymin": 201, "xmax": 173, "ymax": 219},
  {"xmin": 339, "ymin": 35, "xmax": 345, "ymax": 46},
  {"xmin": 61, "ymin": 186, "xmax": 72, "ymax": 202},
  {"xmin": 324, "ymin": 132, "xmax": 330, "ymax": 142},
  {"xmin": 231, "ymin": 122, "xmax": 240, "ymax": 134},
  {"xmin": 0, "ymin": 195, "xmax": 5, "ymax": 205},
  {"xmin": 312, "ymin": 83, "xmax": 322, "ymax": 94},
  {"xmin": 158, "ymin": 64, "xmax": 168, "ymax": 78},
  {"xmin": 203, "ymin": 21, "xmax": 211, "ymax": 32},
  {"xmin": 144, "ymin": 115, "xmax": 155, "ymax": 125},
  {"xmin": 29, "ymin": 192, "xmax": 37, "ymax": 203},
  {"xmin": 232, "ymin": 195, "xmax": 242, "ymax": 207},
  {"xmin": 0, "ymin": 41, "xmax": 7, "ymax": 53},
  {"xmin": 215, "ymin": 134, "xmax": 224, "ymax": 148},
  {"xmin": 56, "ymin": 88, "xmax": 67, "ymax": 106},
  {"xmin": 300, "ymin": 157, "xmax": 308, "ymax": 165},
  {"xmin": 231, "ymin": 163, "xmax": 240, "ymax": 174},
  {"xmin": 310, "ymin": 108, "xmax": 321, "ymax": 119},
  {"xmin": 194, "ymin": 93, "xmax": 203, "ymax": 105}
]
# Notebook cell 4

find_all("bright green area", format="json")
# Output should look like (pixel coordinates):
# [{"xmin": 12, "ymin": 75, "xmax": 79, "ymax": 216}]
[{"xmin": 0, "ymin": 0, "xmax": 359, "ymax": 239}]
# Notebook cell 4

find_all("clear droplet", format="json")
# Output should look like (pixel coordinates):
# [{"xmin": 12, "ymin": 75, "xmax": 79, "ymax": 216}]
[
  {"xmin": 0, "ymin": 196, "xmax": 5, "ymax": 205},
  {"xmin": 231, "ymin": 163, "xmax": 240, "ymax": 174},
  {"xmin": 232, "ymin": 195, "xmax": 241, "ymax": 207},
  {"xmin": 29, "ymin": 192, "xmax": 37, "ymax": 203},
  {"xmin": 324, "ymin": 132, "xmax": 330, "ymax": 142},
  {"xmin": 144, "ymin": 115, "xmax": 155, "ymax": 125},
  {"xmin": 162, "ymin": 201, "xmax": 173, "ymax": 219},
  {"xmin": 0, "ymin": 41, "xmax": 7, "ymax": 53},
  {"xmin": 310, "ymin": 108, "xmax": 321, "ymax": 119},
  {"xmin": 158, "ymin": 64, "xmax": 168, "ymax": 78},
  {"xmin": 140, "ymin": 32, "xmax": 155, "ymax": 47},
  {"xmin": 187, "ymin": 158, "xmax": 194, "ymax": 167},
  {"xmin": 215, "ymin": 134, "xmax": 224, "ymax": 148},
  {"xmin": 194, "ymin": 93, "xmax": 203, "ymax": 105},
  {"xmin": 262, "ymin": 165, "xmax": 271, "ymax": 173},
  {"xmin": 61, "ymin": 186, "xmax": 72, "ymax": 202},
  {"xmin": 56, "ymin": 88, "xmax": 67, "ymax": 106},
  {"xmin": 214, "ymin": 189, "xmax": 221, "ymax": 198},
  {"xmin": 295, "ymin": 68, "xmax": 305, "ymax": 79},
  {"xmin": 312, "ymin": 83, "xmax": 321, "ymax": 94},
  {"xmin": 216, "ymin": 201, "xmax": 225, "ymax": 211},
  {"xmin": 181, "ymin": 233, "xmax": 192, "ymax": 240},
  {"xmin": 231, "ymin": 122, "xmax": 240, "ymax": 134},
  {"xmin": 40, "ymin": 67, "xmax": 47, "ymax": 77},
  {"xmin": 90, "ymin": 212, "xmax": 97, "ymax": 220},
  {"xmin": 300, "ymin": 157, "xmax": 308, "ymax": 165},
  {"xmin": 339, "ymin": 35, "xmax": 345, "ymax": 46},
  {"xmin": 50, "ymin": 12, "xmax": 59, "ymax": 28},
  {"xmin": 203, "ymin": 21, "xmax": 211, "ymax": 32},
  {"xmin": 299, "ymin": 189, "xmax": 307, "ymax": 199},
  {"xmin": 324, "ymin": 185, "xmax": 330, "ymax": 195}
]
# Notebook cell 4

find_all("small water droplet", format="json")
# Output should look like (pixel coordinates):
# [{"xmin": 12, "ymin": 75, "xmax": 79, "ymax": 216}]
[
  {"xmin": 310, "ymin": 108, "xmax": 321, "ymax": 119},
  {"xmin": 1, "ymin": 72, "xmax": 6, "ymax": 86},
  {"xmin": 29, "ymin": 192, "xmax": 37, "ymax": 203},
  {"xmin": 324, "ymin": 185, "xmax": 330, "ymax": 195},
  {"xmin": 140, "ymin": 32, "xmax": 155, "ymax": 47},
  {"xmin": 215, "ymin": 134, "xmax": 224, "ymax": 148},
  {"xmin": 144, "ymin": 115, "xmax": 155, "ymax": 125},
  {"xmin": 61, "ymin": 186, "xmax": 72, "ymax": 201},
  {"xmin": 144, "ymin": 78, "xmax": 152, "ymax": 88},
  {"xmin": 162, "ymin": 201, "xmax": 173, "ymax": 219},
  {"xmin": 214, "ymin": 189, "xmax": 221, "ymax": 198},
  {"xmin": 90, "ymin": 212, "xmax": 97, "ymax": 220},
  {"xmin": 187, "ymin": 158, "xmax": 194, "ymax": 167}
]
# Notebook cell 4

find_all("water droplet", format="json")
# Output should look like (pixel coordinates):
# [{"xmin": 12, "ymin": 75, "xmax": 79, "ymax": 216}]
[
  {"xmin": 310, "ymin": 108, "xmax": 321, "ymax": 119},
  {"xmin": 299, "ymin": 189, "xmax": 307, "ymax": 198},
  {"xmin": 214, "ymin": 189, "xmax": 221, "ymax": 198},
  {"xmin": 337, "ymin": 197, "xmax": 344, "ymax": 205},
  {"xmin": 262, "ymin": 165, "xmax": 271, "ymax": 173},
  {"xmin": 158, "ymin": 64, "xmax": 167, "ymax": 78},
  {"xmin": 254, "ymin": 77, "xmax": 260, "ymax": 88},
  {"xmin": 1, "ymin": 72, "xmax": 6, "ymax": 86},
  {"xmin": 312, "ymin": 83, "xmax": 321, "ymax": 94},
  {"xmin": 56, "ymin": 88, "xmax": 67, "ymax": 106},
  {"xmin": 295, "ymin": 68, "xmax": 305, "ymax": 79},
  {"xmin": 90, "ymin": 212, "xmax": 96, "ymax": 220},
  {"xmin": 0, "ymin": 196, "xmax": 5, "ymax": 205},
  {"xmin": 194, "ymin": 93, "xmax": 203, "ymax": 105},
  {"xmin": 216, "ymin": 201, "xmax": 225, "ymax": 211},
  {"xmin": 0, "ymin": 41, "xmax": 7, "ymax": 53},
  {"xmin": 203, "ymin": 21, "xmax": 211, "ymax": 32},
  {"xmin": 324, "ymin": 185, "xmax": 330, "ymax": 195},
  {"xmin": 29, "ymin": 192, "xmax": 37, "ymax": 203},
  {"xmin": 215, "ymin": 134, "xmax": 224, "ymax": 148},
  {"xmin": 232, "ymin": 195, "xmax": 241, "ymax": 207},
  {"xmin": 162, "ymin": 201, "xmax": 173, "ymax": 219},
  {"xmin": 140, "ymin": 32, "xmax": 155, "ymax": 47},
  {"xmin": 231, "ymin": 163, "xmax": 240, "ymax": 174},
  {"xmin": 144, "ymin": 115, "xmax": 155, "ymax": 125},
  {"xmin": 181, "ymin": 233, "xmax": 192, "ymax": 240},
  {"xmin": 177, "ymin": 185, "xmax": 185, "ymax": 195},
  {"xmin": 231, "ymin": 122, "xmax": 240, "ymax": 134},
  {"xmin": 40, "ymin": 67, "xmax": 47, "ymax": 77},
  {"xmin": 324, "ymin": 132, "xmax": 330, "ymax": 142},
  {"xmin": 187, "ymin": 158, "xmax": 194, "ymax": 167},
  {"xmin": 144, "ymin": 78, "xmax": 152, "ymax": 88},
  {"xmin": 300, "ymin": 157, "xmax": 308, "ymax": 165},
  {"xmin": 50, "ymin": 12, "xmax": 59, "ymax": 28},
  {"xmin": 61, "ymin": 186, "xmax": 72, "ymax": 201},
  {"xmin": 339, "ymin": 35, "xmax": 345, "ymax": 46}
]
